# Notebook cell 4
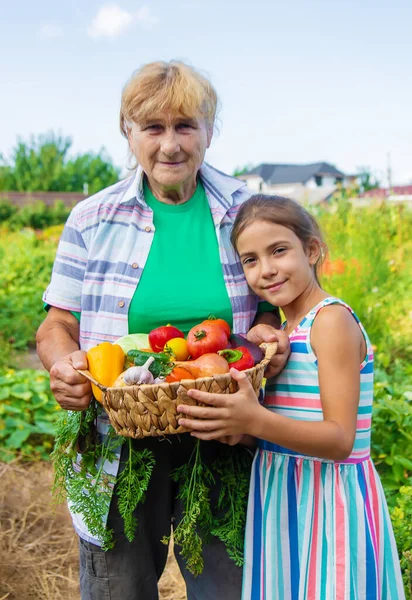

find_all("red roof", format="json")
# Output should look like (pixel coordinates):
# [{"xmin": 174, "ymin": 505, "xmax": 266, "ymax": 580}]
[{"xmin": 360, "ymin": 186, "xmax": 412, "ymax": 198}]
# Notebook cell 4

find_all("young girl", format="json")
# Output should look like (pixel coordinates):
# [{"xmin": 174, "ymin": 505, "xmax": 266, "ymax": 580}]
[{"xmin": 177, "ymin": 195, "xmax": 405, "ymax": 599}]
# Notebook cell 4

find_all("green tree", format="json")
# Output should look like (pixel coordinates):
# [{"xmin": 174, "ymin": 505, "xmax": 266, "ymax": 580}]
[
  {"xmin": 63, "ymin": 151, "xmax": 120, "ymax": 195},
  {"xmin": 233, "ymin": 163, "xmax": 255, "ymax": 177},
  {"xmin": 0, "ymin": 132, "xmax": 120, "ymax": 193},
  {"xmin": 356, "ymin": 166, "xmax": 380, "ymax": 192}
]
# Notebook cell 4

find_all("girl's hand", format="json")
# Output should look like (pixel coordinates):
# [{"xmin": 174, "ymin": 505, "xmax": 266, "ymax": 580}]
[
  {"xmin": 247, "ymin": 325, "xmax": 290, "ymax": 378},
  {"xmin": 177, "ymin": 369, "xmax": 262, "ymax": 441}
]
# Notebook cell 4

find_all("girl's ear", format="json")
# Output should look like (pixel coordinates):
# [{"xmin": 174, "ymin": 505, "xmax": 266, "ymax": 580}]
[{"xmin": 307, "ymin": 237, "xmax": 322, "ymax": 265}]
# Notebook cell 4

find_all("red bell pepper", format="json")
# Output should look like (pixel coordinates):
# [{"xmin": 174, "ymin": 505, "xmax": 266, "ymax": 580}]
[{"xmin": 218, "ymin": 346, "xmax": 255, "ymax": 371}]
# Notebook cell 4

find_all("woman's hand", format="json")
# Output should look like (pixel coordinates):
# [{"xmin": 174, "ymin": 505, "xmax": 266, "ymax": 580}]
[
  {"xmin": 36, "ymin": 307, "xmax": 92, "ymax": 411},
  {"xmin": 247, "ymin": 324, "xmax": 290, "ymax": 378},
  {"xmin": 49, "ymin": 350, "xmax": 92, "ymax": 411},
  {"xmin": 177, "ymin": 369, "xmax": 263, "ymax": 441}
]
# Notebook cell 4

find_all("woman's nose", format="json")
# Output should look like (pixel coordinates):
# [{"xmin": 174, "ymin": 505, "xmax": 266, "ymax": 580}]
[{"xmin": 160, "ymin": 130, "xmax": 180, "ymax": 156}]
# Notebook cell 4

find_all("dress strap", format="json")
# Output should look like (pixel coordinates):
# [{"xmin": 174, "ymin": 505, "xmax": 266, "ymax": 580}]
[{"xmin": 301, "ymin": 297, "xmax": 373, "ymax": 370}]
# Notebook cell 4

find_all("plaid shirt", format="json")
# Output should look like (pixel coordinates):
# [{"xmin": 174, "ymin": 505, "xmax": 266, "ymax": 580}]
[{"xmin": 44, "ymin": 162, "xmax": 258, "ymax": 544}]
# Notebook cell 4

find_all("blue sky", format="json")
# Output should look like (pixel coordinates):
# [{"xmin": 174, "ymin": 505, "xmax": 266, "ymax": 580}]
[{"xmin": 1, "ymin": 0, "xmax": 411, "ymax": 184}]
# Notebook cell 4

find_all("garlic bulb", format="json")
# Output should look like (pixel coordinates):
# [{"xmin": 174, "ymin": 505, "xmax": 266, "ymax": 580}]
[{"xmin": 123, "ymin": 357, "xmax": 155, "ymax": 385}]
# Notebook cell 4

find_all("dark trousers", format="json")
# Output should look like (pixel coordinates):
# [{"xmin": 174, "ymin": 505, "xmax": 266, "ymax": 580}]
[{"xmin": 79, "ymin": 434, "xmax": 245, "ymax": 600}]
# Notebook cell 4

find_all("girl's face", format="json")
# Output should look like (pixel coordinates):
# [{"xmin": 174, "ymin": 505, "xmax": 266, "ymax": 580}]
[{"xmin": 236, "ymin": 220, "xmax": 319, "ymax": 307}]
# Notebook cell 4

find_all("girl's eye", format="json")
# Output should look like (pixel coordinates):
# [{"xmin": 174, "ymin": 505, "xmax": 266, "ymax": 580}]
[
  {"xmin": 242, "ymin": 257, "xmax": 256, "ymax": 266},
  {"xmin": 273, "ymin": 247, "xmax": 286, "ymax": 255},
  {"xmin": 146, "ymin": 124, "xmax": 162, "ymax": 131}
]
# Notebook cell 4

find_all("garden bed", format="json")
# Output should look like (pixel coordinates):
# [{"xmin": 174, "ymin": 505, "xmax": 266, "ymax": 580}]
[{"xmin": 0, "ymin": 460, "xmax": 186, "ymax": 600}]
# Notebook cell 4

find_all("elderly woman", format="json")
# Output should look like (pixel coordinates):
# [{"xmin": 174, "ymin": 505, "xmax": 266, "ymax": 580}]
[{"xmin": 36, "ymin": 61, "xmax": 289, "ymax": 600}]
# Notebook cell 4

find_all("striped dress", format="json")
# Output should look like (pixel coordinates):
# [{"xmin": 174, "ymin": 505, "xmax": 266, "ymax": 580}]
[{"xmin": 242, "ymin": 297, "xmax": 405, "ymax": 599}]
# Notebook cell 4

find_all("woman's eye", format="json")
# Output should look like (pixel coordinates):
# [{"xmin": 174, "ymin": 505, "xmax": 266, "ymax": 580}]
[{"xmin": 177, "ymin": 123, "xmax": 193, "ymax": 131}]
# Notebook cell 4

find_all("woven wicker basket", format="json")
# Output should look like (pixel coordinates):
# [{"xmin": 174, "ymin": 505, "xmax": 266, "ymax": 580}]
[{"xmin": 78, "ymin": 342, "xmax": 277, "ymax": 439}]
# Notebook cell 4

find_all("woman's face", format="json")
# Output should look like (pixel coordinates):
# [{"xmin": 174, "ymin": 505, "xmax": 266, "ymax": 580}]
[
  {"xmin": 236, "ymin": 220, "xmax": 319, "ymax": 308},
  {"xmin": 128, "ymin": 112, "xmax": 212, "ymax": 193}
]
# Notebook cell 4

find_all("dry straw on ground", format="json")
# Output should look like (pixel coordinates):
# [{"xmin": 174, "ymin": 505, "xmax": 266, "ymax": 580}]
[{"xmin": 0, "ymin": 460, "xmax": 186, "ymax": 600}]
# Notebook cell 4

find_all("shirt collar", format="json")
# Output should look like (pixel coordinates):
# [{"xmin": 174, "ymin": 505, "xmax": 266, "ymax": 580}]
[{"xmin": 119, "ymin": 162, "xmax": 247, "ymax": 209}]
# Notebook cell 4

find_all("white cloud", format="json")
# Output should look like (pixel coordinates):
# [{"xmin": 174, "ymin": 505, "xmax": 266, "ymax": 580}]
[
  {"xmin": 88, "ymin": 4, "xmax": 157, "ymax": 39},
  {"xmin": 38, "ymin": 24, "xmax": 64, "ymax": 39}
]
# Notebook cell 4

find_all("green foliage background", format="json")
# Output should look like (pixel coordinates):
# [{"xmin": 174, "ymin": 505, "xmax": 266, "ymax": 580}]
[
  {"xmin": 0, "ymin": 199, "xmax": 411, "ymax": 592},
  {"xmin": 0, "ymin": 132, "xmax": 120, "ymax": 194}
]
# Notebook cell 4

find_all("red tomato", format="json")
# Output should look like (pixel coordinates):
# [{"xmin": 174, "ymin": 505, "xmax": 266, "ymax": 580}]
[
  {"xmin": 149, "ymin": 325, "xmax": 184, "ymax": 353},
  {"xmin": 187, "ymin": 323, "xmax": 229, "ymax": 359},
  {"xmin": 201, "ymin": 316, "xmax": 231, "ymax": 338}
]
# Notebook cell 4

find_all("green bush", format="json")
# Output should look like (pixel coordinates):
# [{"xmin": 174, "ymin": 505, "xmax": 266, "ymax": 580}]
[
  {"xmin": 0, "ymin": 368, "xmax": 58, "ymax": 462},
  {"xmin": 317, "ymin": 200, "xmax": 412, "ymax": 366},
  {"xmin": 0, "ymin": 199, "xmax": 18, "ymax": 222},
  {"xmin": 391, "ymin": 485, "xmax": 412, "ymax": 596},
  {"xmin": 0, "ymin": 228, "xmax": 56, "ymax": 359},
  {"xmin": 371, "ymin": 361, "xmax": 412, "ymax": 500},
  {"xmin": 6, "ymin": 200, "xmax": 71, "ymax": 230}
]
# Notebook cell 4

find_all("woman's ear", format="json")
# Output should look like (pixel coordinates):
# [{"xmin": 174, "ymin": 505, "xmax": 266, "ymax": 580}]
[{"xmin": 206, "ymin": 126, "xmax": 213, "ymax": 148}]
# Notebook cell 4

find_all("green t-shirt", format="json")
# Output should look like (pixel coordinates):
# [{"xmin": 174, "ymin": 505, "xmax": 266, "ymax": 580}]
[
  {"xmin": 128, "ymin": 179, "xmax": 232, "ymax": 334},
  {"xmin": 68, "ymin": 179, "xmax": 273, "ymax": 333}
]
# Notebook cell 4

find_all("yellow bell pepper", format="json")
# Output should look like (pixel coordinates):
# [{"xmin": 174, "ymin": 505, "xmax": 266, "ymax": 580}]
[{"xmin": 86, "ymin": 342, "xmax": 125, "ymax": 403}]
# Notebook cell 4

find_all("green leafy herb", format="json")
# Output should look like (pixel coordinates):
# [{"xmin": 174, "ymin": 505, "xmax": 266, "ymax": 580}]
[
  {"xmin": 211, "ymin": 446, "xmax": 252, "ymax": 566},
  {"xmin": 51, "ymin": 402, "xmax": 154, "ymax": 549},
  {"xmin": 116, "ymin": 439, "xmax": 156, "ymax": 541},
  {"xmin": 52, "ymin": 404, "xmax": 124, "ymax": 548},
  {"xmin": 163, "ymin": 440, "xmax": 214, "ymax": 576},
  {"xmin": 127, "ymin": 350, "xmax": 173, "ymax": 378}
]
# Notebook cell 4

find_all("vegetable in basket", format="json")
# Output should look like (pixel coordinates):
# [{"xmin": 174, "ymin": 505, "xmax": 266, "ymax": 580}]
[
  {"xmin": 165, "ymin": 366, "xmax": 196, "ymax": 383},
  {"xmin": 86, "ymin": 342, "xmax": 125, "ymax": 403},
  {"xmin": 187, "ymin": 322, "xmax": 229, "ymax": 359},
  {"xmin": 163, "ymin": 337, "xmax": 190, "ymax": 361},
  {"xmin": 218, "ymin": 346, "xmax": 255, "ymax": 371},
  {"xmin": 114, "ymin": 333, "xmax": 150, "ymax": 354},
  {"xmin": 228, "ymin": 333, "xmax": 264, "ymax": 364},
  {"xmin": 173, "ymin": 353, "xmax": 230, "ymax": 378},
  {"xmin": 148, "ymin": 325, "xmax": 184, "ymax": 352},
  {"xmin": 123, "ymin": 357, "xmax": 155, "ymax": 385},
  {"xmin": 200, "ymin": 315, "xmax": 231, "ymax": 337},
  {"xmin": 127, "ymin": 349, "xmax": 174, "ymax": 379}
]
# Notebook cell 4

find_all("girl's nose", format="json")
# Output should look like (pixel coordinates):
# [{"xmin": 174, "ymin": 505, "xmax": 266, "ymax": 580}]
[
  {"xmin": 260, "ymin": 258, "xmax": 277, "ymax": 278},
  {"xmin": 160, "ymin": 130, "xmax": 180, "ymax": 156}
]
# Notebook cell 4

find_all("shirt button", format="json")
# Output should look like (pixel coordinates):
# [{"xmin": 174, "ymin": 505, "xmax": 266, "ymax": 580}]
[
  {"xmin": 132, "ymin": 262, "xmax": 138, "ymax": 269},
  {"xmin": 145, "ymin": 226, "xmax": 152, "ymax": 232},
  {"xmin": 118, "ymin": 301, "xmax": 125, "ymax": 308}
]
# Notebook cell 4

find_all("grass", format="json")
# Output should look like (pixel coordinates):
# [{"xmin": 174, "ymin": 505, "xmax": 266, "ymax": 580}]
[{"xmin": 0, "ymin": 460, "xmax": 187, "ymax": 600}]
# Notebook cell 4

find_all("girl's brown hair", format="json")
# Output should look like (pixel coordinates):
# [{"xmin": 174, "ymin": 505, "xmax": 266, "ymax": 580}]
[{"xmin": 231, "ymin": 194, "xmax": 326, "ymax": 284}]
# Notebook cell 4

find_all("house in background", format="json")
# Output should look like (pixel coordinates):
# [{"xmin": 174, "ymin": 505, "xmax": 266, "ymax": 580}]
[{"xmin": 238, "ymin": 162, "xmax": 355, "ymax": 205}]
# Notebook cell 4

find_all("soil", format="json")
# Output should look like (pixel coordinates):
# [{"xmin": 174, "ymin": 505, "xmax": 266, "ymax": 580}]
[{"xmin": 0, "ymin": 460, "xmax": 187, "ymax": 600}]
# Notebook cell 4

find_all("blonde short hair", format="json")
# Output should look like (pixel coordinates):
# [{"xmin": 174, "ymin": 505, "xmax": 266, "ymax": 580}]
[{"xmin": 120, "ymin": 61, "xmax": 218, "ymax": 137}]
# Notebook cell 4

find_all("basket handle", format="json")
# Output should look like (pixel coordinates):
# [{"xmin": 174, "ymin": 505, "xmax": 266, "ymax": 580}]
[
  {"xmin": 76, "ymin": 369, "xmax": 107, "ymax": 392},
  {"xmin": 259, "ymin": 341, "xmax": 278, "ymax": 369}
]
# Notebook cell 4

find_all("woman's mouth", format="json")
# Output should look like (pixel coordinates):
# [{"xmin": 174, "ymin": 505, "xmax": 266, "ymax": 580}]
[{"xmin": 159, "ymin": 161, "xmax": 184, "ymax": 167}]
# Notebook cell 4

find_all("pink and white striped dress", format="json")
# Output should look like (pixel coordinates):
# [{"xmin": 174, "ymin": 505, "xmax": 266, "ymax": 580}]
[{"xmin": 242, "ymin": 297, "xmax": 405, "ymax": 599}]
